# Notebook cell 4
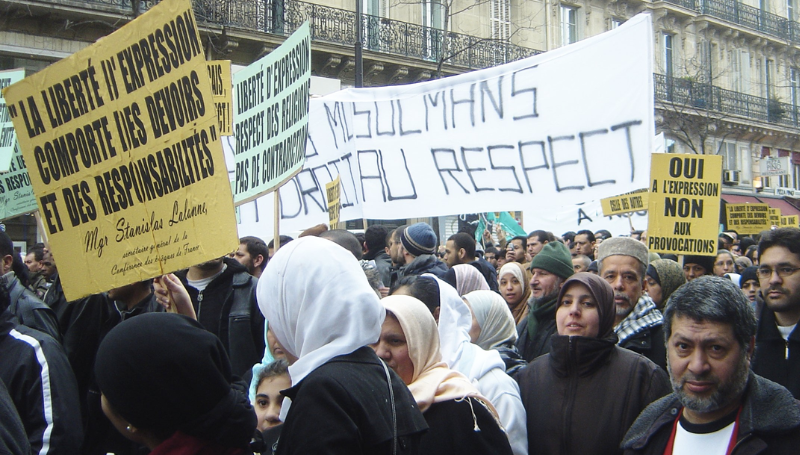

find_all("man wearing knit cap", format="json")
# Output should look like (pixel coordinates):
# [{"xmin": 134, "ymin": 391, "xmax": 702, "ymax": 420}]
[
  {"xmin": 515, "ymin": 241, "xmax": 574, "ymax": 362},
  {"xmin": 597, "ymin": 237, "xmax": 666, "ymax": 370},
  {"xmin": 396, "ymin": 222, "xmax": 448, "ymax": 280},
  {"xmin": 681, "ymin": 254, "xmax": 714, "ymax": 281}
]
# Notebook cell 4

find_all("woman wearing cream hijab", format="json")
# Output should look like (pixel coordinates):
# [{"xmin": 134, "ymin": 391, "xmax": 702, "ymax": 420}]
[{"xmin": 375, "ymin": 295, "xmax": 512, "ymax": 455}]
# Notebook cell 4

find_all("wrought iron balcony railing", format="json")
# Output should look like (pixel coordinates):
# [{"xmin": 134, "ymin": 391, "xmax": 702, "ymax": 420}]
[
  {"xmin": 60, "ymin": 0, "xmax": 540, "ymax": 70},
  {"xmin": 664, "ymin": 0, "xmax": 800, "ymax": 44},
  {"xmin": 655, "ymin": 73, "xmax": 800, "ymax": 128}
]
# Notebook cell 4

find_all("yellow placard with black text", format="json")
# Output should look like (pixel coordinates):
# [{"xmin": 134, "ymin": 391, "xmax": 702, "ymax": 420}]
[
  {"xmin": 780, "ymin": 215, "xmax": 799, "ymax": 227},
  {"xmin": 207, "ymin": 61, "xmax": 232, "ymax": 136},
  {"xmin": 725, "ymin": 203, "xmax": 770, "ymax": 235},
  {"xmin": 769, "ymin": 208, "xmax": 781, "ymax": 227},
  {"xmin": 647, "ymin": 154, "xmax": 721, "ymax": 256},
  {"xmin": 326, "ymin": 175, "xmax": 341, "ymax": 229},
  {"xmin": 1, "ymin": 0, "xmax": 238, "ymax": 300},
  {"xmin": 601, "ymin": 188, "xmax": 648, "ymax": 216}
]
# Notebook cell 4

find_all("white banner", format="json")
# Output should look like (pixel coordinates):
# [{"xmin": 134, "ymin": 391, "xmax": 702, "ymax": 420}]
[{"xmin": 232, "ymin": 13, "xmax": 655, "ymax": 236}]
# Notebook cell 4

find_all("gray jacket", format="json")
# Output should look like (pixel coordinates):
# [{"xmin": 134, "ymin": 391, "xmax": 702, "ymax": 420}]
[{"xmin": 2, "ymin": 271, "xmax": 61, "ymax": 342}]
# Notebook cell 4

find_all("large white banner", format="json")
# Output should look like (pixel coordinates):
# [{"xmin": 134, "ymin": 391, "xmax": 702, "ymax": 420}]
[
  {"xmin": 524, "ymin": 200, "xmax": 649, "ymax": 238},
  {"xmin": 233, "ymin": 13, "xmax": 654, "ymax": 236}
]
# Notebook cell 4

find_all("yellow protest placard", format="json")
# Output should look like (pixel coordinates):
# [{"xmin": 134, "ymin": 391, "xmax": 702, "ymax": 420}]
[
  {"xmin": 326, "ymin": 175, "xmax": 341, "ymax": 229},
  {"xmin": 1, "ymin": 0, "xmax": 237, "ymax": 300},
  {"xmin": 647, "ymin": 154, "xmax": 722, "ymax": 256},
  {"xmin": 601, "ymin": 188, "xmax": 649, "ymax": 216},
  {"xmin": 207, "ymin": 61, "xmax": 232, "ymax": 136},
  {"xmin": 769, "ymin": 208, "xmax": 781, "ymax": 227},
  {"xmin": 780, "ymin": 215, "xmax": 799, "ymax": 227},
  {"xmin": 725, "ymin": 203, "xmax": 770, "ymax": 235}
]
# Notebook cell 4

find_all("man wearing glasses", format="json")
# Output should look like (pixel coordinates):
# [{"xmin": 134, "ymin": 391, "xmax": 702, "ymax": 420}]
[{"xmin": 752, "ymin": 227, "xmax": 800, "ymax": 398}]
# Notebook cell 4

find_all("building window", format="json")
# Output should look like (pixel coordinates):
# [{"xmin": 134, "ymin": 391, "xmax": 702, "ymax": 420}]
[
  {"xmin": 611, "ymin": 17, "xmax": 624, "ymax": 29},
  {"xmin": 793, "ymin": 164, "xmax": 800, "ymax": 189},
  {"xmin": 790, "ymin": 0, "xmax": 796, "ymax": 21},
  {"xmin": 560, "ymin": 5, "xmax": 578, "ymax": 46},
  {"xmin": 721, "ymin": 142, "xmax": 738, "ymax": 170},
  {"xmin": 663, "ymin": 33, "xmax": 674, "ymax": 78},
  {"xmin": 422, "ymin": 0, "xmax": 445, "ymax": 60},
  {"xmin": 765, "ymin": 58, "xmax": 775, "ymax": 99},
  {"xmin": 491, "ymin": 0, "xmax": 510, "ymax": 40}
]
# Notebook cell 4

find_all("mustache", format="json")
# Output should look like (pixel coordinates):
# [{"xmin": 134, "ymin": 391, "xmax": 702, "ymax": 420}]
[{"xmin": 614, "ymin": 292, "xmax": 630, "ymax": 303}]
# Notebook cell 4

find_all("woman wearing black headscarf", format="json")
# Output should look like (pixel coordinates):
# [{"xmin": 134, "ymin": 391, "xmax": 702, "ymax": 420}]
[
  {"xmin": 95, "ymin": 313, "xmax": 256, "ymax": 454},
  {"xmin": 515, "ymin": 273, "xmax": 671, "ymax": 455}
]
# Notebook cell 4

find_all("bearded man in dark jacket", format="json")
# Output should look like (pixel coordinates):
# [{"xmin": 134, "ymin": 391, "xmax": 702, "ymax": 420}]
[
  {"xmin": 395, "ymin": 223, "xmax": 448, "ymax": 281},
  {"xmin": 515, "ymin": 241, "xmax": 574, "ymax": 362}
]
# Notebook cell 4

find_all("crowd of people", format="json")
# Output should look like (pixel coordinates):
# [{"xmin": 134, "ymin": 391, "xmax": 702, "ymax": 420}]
[{"xmin": 1, "ymin": 220, "xmax": 800, "ymax": 454}]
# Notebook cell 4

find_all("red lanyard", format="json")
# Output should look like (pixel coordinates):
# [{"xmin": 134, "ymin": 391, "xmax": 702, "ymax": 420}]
[{"xmin": 662, "ymin": 407, "xmax": 742, "ymax": 455}]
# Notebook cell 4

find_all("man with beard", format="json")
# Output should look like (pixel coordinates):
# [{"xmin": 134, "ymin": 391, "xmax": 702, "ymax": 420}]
[
  {"xmin": 598, "ymin": 237, "xmax": 666, "ymax": 370},
  {"xmin": 752, "ymin": 227, "xmax": 800, "ymax": 398},
  {"xmin": 232, "ymin": 236, "xmax": 268, "ymax": 278},
  {"xmin": 622, "ymin": 276, "xmax": 800, "ymax": 454},
  {"xmin": 515, "ymin": 241, "xmax": 574, "ymax": 362}
]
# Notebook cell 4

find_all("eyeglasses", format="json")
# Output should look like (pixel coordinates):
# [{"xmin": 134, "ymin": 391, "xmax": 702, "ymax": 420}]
[{"xmin": 757, "ymin": 266, "xmax": 800, "ymax": 279}]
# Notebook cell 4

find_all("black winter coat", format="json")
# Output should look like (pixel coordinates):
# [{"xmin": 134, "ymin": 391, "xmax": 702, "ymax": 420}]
[
  {"xmin": 622, "ymin": 373, "xmax": 800, "ymax": 455},
  {"xmin": 397, "ymin": 254, "xmax": 448, "ymax": 280},
  {"xmin": 752, "ymin": 305, "xmax": 800, "ymax": 399},
  {"xmin": 3, "ymin": 271, "xmax": 61, "ymax": 342},
  {"xmin": 515, "ymin": 309, "xmax": 557, "ymax": 363},
  {"xmin": 419, "ymin": 398, "xmax": 512, "ymax": 455},
  {"xmin": 516, "ymin": 335, "xmax": 670, "ymax": 455},
  {"xmin": 276, "ymin": 347, "xmax": 428, "ymax": 455}
]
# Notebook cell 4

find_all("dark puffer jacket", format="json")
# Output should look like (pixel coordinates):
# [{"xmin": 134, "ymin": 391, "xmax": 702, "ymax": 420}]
[{"xmin": 517, "ymin": 335, "xmax": 670, "ymax": 455}]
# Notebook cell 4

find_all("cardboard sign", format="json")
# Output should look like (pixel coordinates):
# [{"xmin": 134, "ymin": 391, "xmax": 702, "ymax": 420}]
[
  {"xmin": 780, "ymin": 215, "xmax": 799, "ymax": 227},
  {"xmin": 0, "ymin": 69, "xmax": 24, "ymax": 172},
  {"xmin": 647, "ymin": 154, "xmax": 722, "ymax": 256},
  {"xmin": 325, "ymin": 175, "xmax": 340, "ymax": 229},
  {"xmin": 769, "ymin": 208, "xmax": 781, "ymax": 226},
  {"xmin": 231, "ymin": 23, "xmax": 311, "ymax": 205},
  {"xmin": 1, "ymin": 0, "xmax": 238, "ymax": 300},
  {"xmin": 725, "ymin": 203, "xmax": 770, "ymax": 235},
  {"xmin": 601, "ymin": 188, "xmax": 648, "ymax": 216},
  {"xmin": 207, "ymin": 61, "xmax": 232, "ymax": 136},
  {"xmin": 231, "ymin": 14, "xmax": 655, "ymax": 235}
]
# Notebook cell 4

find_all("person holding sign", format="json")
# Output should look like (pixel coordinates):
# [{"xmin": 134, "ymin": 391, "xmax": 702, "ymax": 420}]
[{"xmin": 597, "ymin": 238, "xmax": 666, "ymax": 370}]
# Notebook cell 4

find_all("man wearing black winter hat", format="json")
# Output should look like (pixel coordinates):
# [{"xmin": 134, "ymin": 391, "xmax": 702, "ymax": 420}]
[{"xmin": 395, "ymin": 222, "xmax": 448, "ymax": 280}]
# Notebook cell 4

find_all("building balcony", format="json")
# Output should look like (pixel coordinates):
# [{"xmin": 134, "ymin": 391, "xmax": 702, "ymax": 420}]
[
  {"xmin": 661, "ymin": 0, "xmax": 800, "ymax": 44},
  {"xmin": 655, "ymin": 73, "xmax": 800, "ymax": 129}
]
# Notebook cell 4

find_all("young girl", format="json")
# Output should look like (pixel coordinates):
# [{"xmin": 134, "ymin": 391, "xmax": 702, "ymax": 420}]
[{"xmin": 253, "ymin": 360, "xmax": 291, "ymax": 432}]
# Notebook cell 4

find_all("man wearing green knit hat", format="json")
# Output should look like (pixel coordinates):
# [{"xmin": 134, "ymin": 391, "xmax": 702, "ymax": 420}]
[{"xmin": 515, "ymin": 241, "xmax": 574, "ymax": 362}]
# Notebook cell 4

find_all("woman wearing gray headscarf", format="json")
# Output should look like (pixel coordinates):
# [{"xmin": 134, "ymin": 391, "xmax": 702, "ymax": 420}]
[
  {"xmin": 645, "ymin": 259, "xmax": 687, "ymax": 310},
  {"xmin": 515, "ymin": 273, "xmax": 670, "ymax": 455}
]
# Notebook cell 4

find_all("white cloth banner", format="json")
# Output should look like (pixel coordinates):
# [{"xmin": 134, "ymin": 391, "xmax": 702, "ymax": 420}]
[
  {"xmin": 524, "ymin": 200, "xmax": 649, "ymax": 238},
  {"xmin": 232, "ymin": 13, "xmax": 654, "ymax": 236}
]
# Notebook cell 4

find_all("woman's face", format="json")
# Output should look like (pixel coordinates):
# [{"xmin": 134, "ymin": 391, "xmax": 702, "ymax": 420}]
[
  {"xmin": 644, "ymin": 276, "xmax": 663, "ymax": 307},
  {"xmin": 254, "ymin": 374, "xmax": 292, "ymax": 432},
  {"xmin": 713, "ymin": 253, "xmax": 735, "ymax": 276},
  {"xmin": 372, "ymin": 314, "xmax": 414, "ymax": 384},
  {"xmin": 267, "ymin": 327, "xmax": 287, "ymax": 361},
  {"xmin": 741, "ymin": 279, "xmax": 759, "ymax": 303},
  {"xmin": 499, "ymin": 273, "xmax": 524, "ymax": 306},
  {"xmin": 556, "ymin": 282, "xmax": 600, "ymax": 338}
]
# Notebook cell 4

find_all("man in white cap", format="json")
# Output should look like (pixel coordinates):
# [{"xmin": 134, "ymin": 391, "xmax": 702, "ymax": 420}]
[{"xmin": 598, "ymin": 237, "xmax": 666, "ymax": 370}]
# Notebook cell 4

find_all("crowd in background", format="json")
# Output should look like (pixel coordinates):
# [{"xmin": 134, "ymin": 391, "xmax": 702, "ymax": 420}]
[{"xmin": 0, "ymin": 220, "xmax": 799, "ymax": 454}]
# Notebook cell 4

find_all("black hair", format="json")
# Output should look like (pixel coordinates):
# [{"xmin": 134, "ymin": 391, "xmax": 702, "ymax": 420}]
[
  {"xmin": 527, "ymin": 230, "xmax": 555, "ymax": 243},
  {"xmin": 594, "ymin": 230, "xmax": 612, "ymax": 241},
  {"xmin": 267, "ymin": 236, "xmax": 294, "ymax": 249},
  {"xmin": 663, "ymin": 276, "xmax": 756, "ymax": 350},
  {"xmin": 485, "ymin": 246, "xmax": 499, "ymax": 256},
  {"xmin": 319, "ymin": 230, "xmax": 363, "ymax": 260},
  {"xmin": 239, "ymin": 236, "xmax": 268, "ymax": 271},
  {"xmin": 0, "ymin": 231, "xmax": 28, "ymax": 287},
  {"xmin": 448, "ymin": 232, "xmax": 476, "ymax": 259},
  {"xmin": 758, "ymin": 228, "xmax": 800, "ymax": 262},
  {"xmin": 509, "ymin": 236, "xmax": 527, "ymax": 249},
  {"xmin": 26, "ymin": 246, "xmax": 45, "ymax": 262},
  {"xmin": 390, "ymin": 275, "xmax": 440, "ymax": 314},
  {"xmin": 255, "ymin": 359, "xmax": 290, "ymax": 391},
  {"xmin": 365, "ymin": 225, "xmax": 389, "ymax": 253},
  {"xmin": 575, "ymin": 230, "xmax": 596, "ymax": 242}
]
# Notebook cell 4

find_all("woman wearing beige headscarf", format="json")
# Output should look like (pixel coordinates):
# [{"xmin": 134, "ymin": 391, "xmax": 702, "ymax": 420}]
[
  {"xmin": 374, "ymin": 295, "xmax": 513, "ymax": 455},
  {"xmin": 463, "ymin": 290, "xmax": 526, "ymax": 375},
  {"xmin": 497, "ymin": 262, "xmax": 532, "ymax": 324},
  {"xmin": 453, "ymin": 264, "xmax": 490, "ymax": 296}
]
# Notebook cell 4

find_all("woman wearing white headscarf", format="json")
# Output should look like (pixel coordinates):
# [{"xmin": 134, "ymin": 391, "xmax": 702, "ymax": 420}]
[
  {"xmin": 426, "ymin": 275, "xmax": 529, "ymax": 455},
  {"xmin": 257, "ymin": 237, "xmax": 428, "ymax": 454},
  {"xmin": 452, "ymin": 264, "xmax": 490, "ymax": 296},
  {"xmin": 375, "ymin": 296, "xmax": 513, "ymax": 455},
  {"xmin": 463, "ymin": 290, "xmax": 526, "ymax": 375}
]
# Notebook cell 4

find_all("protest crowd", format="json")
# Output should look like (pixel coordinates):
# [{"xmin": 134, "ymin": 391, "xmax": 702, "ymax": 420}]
[{"xmin": 1, "ymin": 220, "xmax": 800, "ymax": 455}]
